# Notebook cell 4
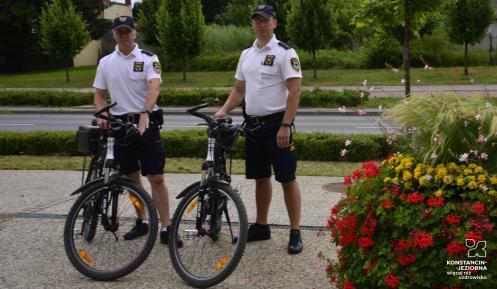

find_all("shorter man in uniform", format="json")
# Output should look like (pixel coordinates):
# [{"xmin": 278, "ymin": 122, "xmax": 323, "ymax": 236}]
[
  {"xmin": 93, "ymin": 16, "xmax": 180, "ymax": 246},
  {"xmin": 215, "ymin": 5, "xmax": 303, "ymax": 254}
]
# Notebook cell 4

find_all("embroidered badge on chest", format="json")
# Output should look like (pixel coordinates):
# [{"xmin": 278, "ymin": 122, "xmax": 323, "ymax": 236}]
[
  {"xmin": 263, "ymin": 55, "xmax": 275, "ymax": 66},
  {"xmin": 133, "ymin": 62, "xmax": 144, "ymax": 72}
]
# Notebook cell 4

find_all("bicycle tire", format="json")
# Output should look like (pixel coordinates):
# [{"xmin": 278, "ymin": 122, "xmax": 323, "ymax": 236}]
[
  {"xmin": 81, "ymin": 155, "xmax": 104, "ymax": 241},
  {"xmin": 64, "ymin": 178, "xmax": 158, "ymax": 281},
  {"xmin": 169, "ymin": 182, "xmax": 248, "ymax": 288}
]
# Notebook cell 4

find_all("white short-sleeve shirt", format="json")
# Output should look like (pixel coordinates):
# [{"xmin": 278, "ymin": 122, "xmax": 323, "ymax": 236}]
[
  {"xmin": 93, "ymin": 44, "xmax": 162, "ymax": 115},
  {"xmin": 235, "ymin": 35, "xmax": 302, "ymax": 116}
]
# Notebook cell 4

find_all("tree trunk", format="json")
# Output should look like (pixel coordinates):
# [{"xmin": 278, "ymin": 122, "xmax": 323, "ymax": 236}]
[
  {"xmin": 403, "ymin": 0, "xmax": 411, "ymax": 98},
  {"xmin": 65, "ymin": 59, "xmax": 70, "ymax": 82},
  {"xmin": 312, "ymin": 50, "xmax": 317, "ymax": 79},
  {"xmin": 182, "ymin": 57, "xmax": 186, "ymax": 81},
  {"xmin": 464, "ymin": 42, "xmax": 468, "ymax": 75}
]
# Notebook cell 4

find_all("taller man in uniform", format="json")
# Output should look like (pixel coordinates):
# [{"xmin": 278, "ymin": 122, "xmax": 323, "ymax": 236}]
[
  {"xmin": 93, "ymin": 16, "xmax": 180, "ymax": 246},
  {"xmin": 215, "ymin": 5, "xmax": 303, "ymax": 254}
]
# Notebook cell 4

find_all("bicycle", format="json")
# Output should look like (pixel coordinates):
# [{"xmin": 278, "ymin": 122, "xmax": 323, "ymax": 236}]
[
  {"xmin": 168, "ymin": 103, "xmax": 256, "ymax": 288},
  {"xmin": 64, "ymin": 102, "xmax": 158, "ymax": 281}
]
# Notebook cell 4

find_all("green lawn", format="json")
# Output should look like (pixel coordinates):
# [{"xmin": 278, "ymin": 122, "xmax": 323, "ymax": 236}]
[
  {"xmin": 1, "ymin": 66, "xmax": 496, "ymax": 88},
  {"xmin": 0, "ymin": 156, "xmax": 360, "ymax": 177}
]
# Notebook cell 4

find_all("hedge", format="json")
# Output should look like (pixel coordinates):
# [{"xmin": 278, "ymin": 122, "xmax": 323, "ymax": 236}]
[
  {"xmin": 0, "ymin": 130, "xmax": 393, "ymax": 162},
  {"xmin": 0, "ymin": 89, "xmax": 368, "ymax": 107}
]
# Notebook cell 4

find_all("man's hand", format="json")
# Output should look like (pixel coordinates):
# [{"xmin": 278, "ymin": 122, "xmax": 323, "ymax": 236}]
[
  {"xmin": 277, "ymin": 126, "xmax": 291, "ymax": 148},
  {"xmin": 138, "ymin": 112, "xmax": 149, "ymax": 135},
  {"xmin": 96, "ymin": 117, "xmax": 108, "ymax": 129},
  {"xmin": 214, "ymin": 109, "xmax": 228, "ymax": 119}
]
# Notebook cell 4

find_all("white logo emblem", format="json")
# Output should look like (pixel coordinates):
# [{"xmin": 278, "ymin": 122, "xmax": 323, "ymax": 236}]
[
  {"xmin": 119, "ymin": 16, "xmax": 127, "ymax": 23},
  {"xmin": 466, "ymin": 239, "xmax": 486, "ymax": 258}
]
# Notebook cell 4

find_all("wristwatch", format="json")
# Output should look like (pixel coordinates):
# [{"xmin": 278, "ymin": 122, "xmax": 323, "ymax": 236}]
[{"xmin": 281, "ymin": 123, "xmax": 292, "ymax": 128}]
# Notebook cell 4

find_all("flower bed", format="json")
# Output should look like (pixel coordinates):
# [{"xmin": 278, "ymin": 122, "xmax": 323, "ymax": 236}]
[{"xmin": 326, "ymin": 154, "xmax": 496, "ymax": 289}]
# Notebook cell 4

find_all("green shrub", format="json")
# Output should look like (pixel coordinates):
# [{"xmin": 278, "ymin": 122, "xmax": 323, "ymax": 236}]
[
  {"xmin": 204, "ymin": 24, "xmax": 254, "ymax": 53},
  {"xmin": 0, "ymin": 89, "xmax": 367, "ymax": 107},
  {"xmin": 0, "ymin": 130, "xmax": 393, "ymax": 161},
  {"xmin": 361, "ymin": 33, "xmax": 403, "ymax": 69}
]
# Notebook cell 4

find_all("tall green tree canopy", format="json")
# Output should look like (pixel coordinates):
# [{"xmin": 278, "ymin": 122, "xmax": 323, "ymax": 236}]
[
  {"xmin": 216, "ymin": 0, "xmax": 255, "ymax": 26},
  {"xmin": 447, "ymin": 0, "xmax": 495, "ymax": 75},
  {"xmin": 156, "ymin": 0, "xmax": 205, "ymax": 81},
  {"xmin": 201, "ymin": 0, "xmax": 230, "ymax": 23},
  {"xmin": 135, "ymin": 0, "xmax": 162, "ymax": 47},
  {"xmin": 359, "ymin": 0, "xmax": 444, "ymax": 97},
  {"xmin": 39, "ymin": 0, "xmax": 89, "ymax": 82},
  {"xmin": 287, "ymin": 0, "xmax": 336, "ymax": 79},
  {"xmin": 0, "ymin": 0, "xmax": 49, "ymax": 71}
]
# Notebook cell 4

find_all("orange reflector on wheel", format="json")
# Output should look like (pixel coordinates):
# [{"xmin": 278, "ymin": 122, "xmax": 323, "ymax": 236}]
[
  {"xmin": 128, "ymin": 194, "xmax": 143, "ymax": 210},
  {"xmin": 79, "ymin": 249, "xmax": 93, "ymax": 266},
  {"xmin": 215, "ymin": 255, "xmax": 229, "ymax": 271},
  {"xmin": 186, "ymin": 197, "xmax": 199, "ymax": 214}
]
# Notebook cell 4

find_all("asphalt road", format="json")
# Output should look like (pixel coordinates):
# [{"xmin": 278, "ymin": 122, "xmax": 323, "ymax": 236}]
[{"xmin": 0, "ymin": 113, "xmax": 396, "ymax": 134}]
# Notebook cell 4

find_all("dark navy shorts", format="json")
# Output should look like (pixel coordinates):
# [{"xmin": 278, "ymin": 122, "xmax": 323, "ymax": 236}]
[
  {"xmin": 114, "ymin": 124, "xmax": 165, "ymax": 176},
  {"xmin": 245, "ymin": 113, "xmax": 297, "ymax": 183}
]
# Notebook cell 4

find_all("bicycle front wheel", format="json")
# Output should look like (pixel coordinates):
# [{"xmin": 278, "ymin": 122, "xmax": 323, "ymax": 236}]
[
  {"xmin": 64, "ymin": 178, "xmax": 158, "ymax": 281},
  {"xmin": 169, "ymin": 182, "xmax": 248, "ymax": 288}
]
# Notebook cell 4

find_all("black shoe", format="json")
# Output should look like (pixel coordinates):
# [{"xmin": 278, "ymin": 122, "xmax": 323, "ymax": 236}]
[
  {"xmin": 288, "ymin": 229, "xmax": 303, "ymax": 254},
  {"xmin": 124, "ymin": 219, "xmax": 149, "ymax": 240},
  {"xmin": 160, "ymin": 227, "xmax": 183, "ymax": 248},
  {"xmin": 247, "ymin": 223, "xmax": 271, "ymax": 242}
]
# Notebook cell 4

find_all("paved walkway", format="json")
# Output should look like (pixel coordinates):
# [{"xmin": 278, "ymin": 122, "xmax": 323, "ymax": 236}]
[{"xmin": 0, "ymin": 170, "xmax": 343, "ymax": 289}]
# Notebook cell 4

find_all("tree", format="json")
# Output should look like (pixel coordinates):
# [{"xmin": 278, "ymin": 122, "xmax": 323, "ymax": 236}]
[
  {"xmin": 287, "ymin": 0, "xmax": 336, "ymax": 79},
  {"xmin": 0, "ymin": 0, "xmax": 49, "ymax": 72},
  {"xmin": 135, "ymin": 0, "xmax": 162, "ymax": 47},
  {"xmin": 359, "ymin": 0, "xmax": 444, "ymax": 97},
  {"xmin": 156, "ymin": 0, "xmax": 205, "ymax": 81},
  {"xmin": 201, "ymin": 0, "xmax": 229, "ymax": 24},
  {"xmin": 216, "ymin": 0, "xmax": 256, "ymax": 26},
  {"xmin": 39, "ymin": 0, "xmax": 89, "ymax": 82},
  {"xmin": 447, "ymin": 0, "xmax": 495, "ymax": 75},
  {"xmin": 330, "ymin": 0, "xmax": 362, "ymax": 50},
  {"xmin": 73, "ymin": 0, "xmax": 110, "ymax": 40}
]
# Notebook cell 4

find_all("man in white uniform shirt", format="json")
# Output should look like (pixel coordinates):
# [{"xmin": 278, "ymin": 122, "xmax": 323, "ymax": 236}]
[
  {"xmin": 93, "ymin": 16, "xmax": 181, "ymax": 247},
  {"xmin": 215, "ymin": 4, "xmax": 303, "ymax": 254}
]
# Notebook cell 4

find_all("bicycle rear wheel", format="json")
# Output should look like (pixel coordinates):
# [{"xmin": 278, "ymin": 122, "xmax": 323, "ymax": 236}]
[
  {"xmin": 64, "ymin": 178, "xmax": 158, "ymax": 281},
  {"xmin": 169, "ymin": 182, "xmax": 248, "ymax": 288}
]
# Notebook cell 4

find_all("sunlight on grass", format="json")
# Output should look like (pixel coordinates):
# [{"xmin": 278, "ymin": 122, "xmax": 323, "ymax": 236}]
[{"xmin": 0, "ymin": 156, "xmax": 360, "ymax": 177}]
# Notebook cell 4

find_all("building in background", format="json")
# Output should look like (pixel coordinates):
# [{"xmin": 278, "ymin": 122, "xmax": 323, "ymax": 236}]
[{"xmin": 73, "ymin": 0, "xmax": 132, "ymax": 67}]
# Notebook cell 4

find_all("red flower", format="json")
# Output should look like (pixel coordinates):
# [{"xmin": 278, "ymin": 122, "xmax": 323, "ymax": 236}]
[
  {"xmin": 472, "ymin": 201, "xmax": 486, "ymax": 215},
  {"xmin": 384, "ymin": 272, "xmax": 401, "ymax": 288},
  {"xmin": 427, "ymin": 196, "xmax": 445, "ymax": 208},
  {"xmin": 399, "ymin": 253, "xmax": 416, "ymax": 265},
  {"xmin": 382, "ymin": 199, "xmax": 395, "ymax": 208},
  {"xmin": 413, "ymin": 231, "xmax": 434, "ymax": 249},
  {"xmin": 360, "ymin": 213, "xmax": 377, "ymax": 236},
  {"xmin": 343, "ymin": 176, "xmax": 352, "ymax": 185},
  {"xmin": 362, "ymin": 161, "xmax": 380, "ymax": 178},
  {"xmin": 407, "ymin": 192, "xmax": 424, "ymax": 203},
  {"xmin": 352, "ymin": 170, "xmax": 362, "ymax": 180},
  {"xmin": 465, "ymin": 231, "xmax": 483, "ymax": 243},
  {"xmin": 445, "ymin": 214, "xmax": 461, "ymax": 225},
  {"xmin": 344, "ymin": 280, "xmax": 355, "ymax": 289},
  {"xmin": 359, "ymin": 237, "xmax": 373, "ymax": 248},
  {"xmin": 446, "ymin": 241, "xmax": 466, "ymax": 255}
]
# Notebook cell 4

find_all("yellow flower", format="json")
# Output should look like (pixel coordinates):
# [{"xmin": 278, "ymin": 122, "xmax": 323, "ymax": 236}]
[
  {"xmin": 490, "ymin": 177, "xmax": 497, "ymax": 185},
  {"xmin": 418, "ymin": 177, "xmax": 426, "ymax": 186},
  {"xmin": 443, "ymin": 175, "xmax": 453, "ymax": 185},
  {"xmin": 463, "ymin": 169, "xmax": 472, "ymax": 176},
  {"xmin": 448, "ymin": 163, "xmax": 457, "ymax": 170},
  {"xmin": 427, "ymin": 167, "xmax": 434, "ymax": 175},
  {"xmin": 435, "ymin": 189, "xmax": 443, "ymax": 197},
  {"xmin": 404, "ymin": 182, "xmax": 412, "ymax": 189},
  {"xmin": 489, "ymin": 190, "xmax": 497, "ymax": 196},
  {"xmin": 395, "ymin": 165, "xmax": 403, "ymax": 172},
  {"xmin": 468, "ymin": 181, "xmax": 478, "ymax": 190},
  {"xmin": 392, "ymin": 177, "xmax": 399, "ymax": 183},
  {"xmin": 478, "ymin": 175, "xmax": 486, "ymax": 183},
  {"xmin": 468, "ymin": 176, "xmax": 475, "ymax": 182},
  {"xmin": 384, "ymin": 177, "xmax": 391, "ymax": 183},
  {"xmin": 468, "ymin": 163, "xmax": 477, "ymax": 169},
  {"xmin": 403, "ymin": 171, "xmax": 412, "ymax": 182},
  {"xmin": 475, "ymin": 166, "xmax": 483, "ymax": 173},
  {"xmin": 456, "ymin": 177, "xmax": 465, "ymax": 186}
]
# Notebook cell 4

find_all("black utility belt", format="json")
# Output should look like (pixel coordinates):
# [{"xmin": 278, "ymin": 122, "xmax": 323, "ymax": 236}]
[
  {"xmin": 113, "ymin": 109, "xmax": 164, "ymax": 125},
  {"xmin": 244, "ymin": 111, "xmax": 285, "ymax": 126}
]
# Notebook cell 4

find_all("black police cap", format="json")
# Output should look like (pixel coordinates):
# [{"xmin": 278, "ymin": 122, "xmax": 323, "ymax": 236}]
[
  {"xmin": 113, "ymin": 16, "xmax": 134, "ymax": 31},
  {"xmin": 251, "ymin": 4, "xmax": 275, "ymax": 19}
]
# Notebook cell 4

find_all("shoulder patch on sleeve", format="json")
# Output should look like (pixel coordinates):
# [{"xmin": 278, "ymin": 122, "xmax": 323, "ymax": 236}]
[
  {"xmin": 141, "ymin": 50, "xmax": 155, "ymax": 56},
  {"xmin": 278, "ymin": 41, "xmax": 292, "ymax": 50}
]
